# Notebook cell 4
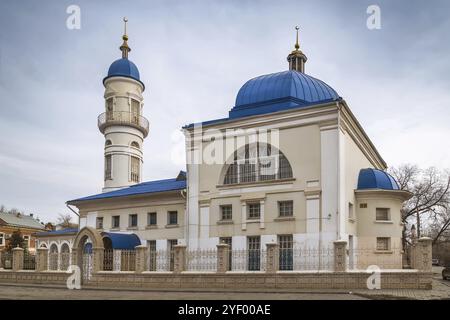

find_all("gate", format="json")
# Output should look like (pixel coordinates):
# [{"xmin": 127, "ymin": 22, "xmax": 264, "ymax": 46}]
[{"xmin": 82, "ymin": 252, "xmax": 93, "ymax": 283}]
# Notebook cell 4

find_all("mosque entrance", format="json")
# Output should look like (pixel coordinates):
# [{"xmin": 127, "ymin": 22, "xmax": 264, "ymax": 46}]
[
  {"xmin": 82, "ymin": 242, "xmax": 93, "ymax": 282},
  {"xmin": 72, "ymin": 227, "xmax": 104, "ymax": 285}
]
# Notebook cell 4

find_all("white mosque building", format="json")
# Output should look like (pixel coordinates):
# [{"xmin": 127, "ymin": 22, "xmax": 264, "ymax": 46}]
[{"xmin": 64, "ymin": 23, "xmax": 411, "ymax": 270}]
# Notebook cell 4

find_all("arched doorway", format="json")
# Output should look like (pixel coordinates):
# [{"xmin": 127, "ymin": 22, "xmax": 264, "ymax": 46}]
[
  {"xmin": 49, "ymin": 244, "xmax": 59, "ymax": 270},
  {"xmin": 72, "ymin": 227, "xmax": 104, "ymax": 283}
]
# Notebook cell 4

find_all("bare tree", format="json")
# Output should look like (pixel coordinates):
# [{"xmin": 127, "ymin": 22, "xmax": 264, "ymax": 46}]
[
  {"xmin": 56, "ymin": 213, "xmax": 74, "ymax": 229},
  {"xmin": 389, "ymin": 164, "xmax": 450, "ymax": 245}
]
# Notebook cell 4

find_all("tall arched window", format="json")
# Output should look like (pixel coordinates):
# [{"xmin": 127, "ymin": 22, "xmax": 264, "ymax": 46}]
[{"xmin": 223, "ymin": 143, "xmax": 293, "ymax": 185}]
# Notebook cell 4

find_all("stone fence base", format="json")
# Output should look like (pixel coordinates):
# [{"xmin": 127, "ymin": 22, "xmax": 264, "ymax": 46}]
[{"xmin": 0, "ymin": 270, "xmax": 432, "ymax": 290}]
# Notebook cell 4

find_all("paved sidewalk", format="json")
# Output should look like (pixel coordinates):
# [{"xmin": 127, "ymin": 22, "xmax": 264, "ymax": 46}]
[{"xmin": 354, "ymin": 267, "xmax": 450, "ymax": 300}]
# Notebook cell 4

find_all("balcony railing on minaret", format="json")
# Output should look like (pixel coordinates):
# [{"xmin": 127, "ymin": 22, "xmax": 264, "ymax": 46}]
[{"xmin": 98, "ymin": 111, "xmax": 149, "ymax": 137}]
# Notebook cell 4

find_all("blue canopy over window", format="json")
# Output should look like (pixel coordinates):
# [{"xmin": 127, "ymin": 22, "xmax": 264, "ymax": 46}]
[{"xmin": 101, "ymin": 232, "xmax": 141, "ymax": 250}]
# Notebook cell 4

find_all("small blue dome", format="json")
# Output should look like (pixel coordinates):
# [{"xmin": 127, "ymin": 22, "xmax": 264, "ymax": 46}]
[
  {"xmin": 357, "ymin": 168, "xmax": 399, "ymax": 190},
  {"xmin": 103, "ymin": 58, "xmax": 144, "ymax": 88},
  {"xmin": 229, "ymin": 70, "xmax": 339, "ymax": 118}
]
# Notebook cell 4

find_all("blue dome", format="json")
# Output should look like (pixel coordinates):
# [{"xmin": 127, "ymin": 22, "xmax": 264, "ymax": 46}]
[
  {"xmin": 103, "ymin": 58, "xmax": 144, "ymax": 88},
  {"xmin": 229, "ymin": 70, "xmax": 339, "ymax": 119},
  {"xmin": 357, "ymin": 168, "xmax": 399, "ymax": 190}
]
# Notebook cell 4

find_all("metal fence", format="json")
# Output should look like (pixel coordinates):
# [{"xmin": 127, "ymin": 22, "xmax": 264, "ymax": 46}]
[
  {"xmin": 147, "ymin": 250, "xmax": 174, "ymax": 271},
  {"xmin": 103, "ymin": 250, "xmax": 136, "ymax": 272},
  {"xmin": 23, "ymin": 252, "xmax": 36, "ymax": 270},
  {"xmin": 1, "ymin": 252, "xmax": 13, "ymax": 269},
  {"xmin": 278, "ymin": 245, "xmax": 335, "ymax": 271},
  {"xmin": 186, "ymin": 248, "xmax": 217, "ymax": 272},
  {"xmin": 230, "ymin": 248, "xmax": 267, "ymax": 271}
]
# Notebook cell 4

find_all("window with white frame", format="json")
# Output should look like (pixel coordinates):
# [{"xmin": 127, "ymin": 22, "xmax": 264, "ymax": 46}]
[
  {"xmin": 220, "ymin": 205, "xmax": 232, "ymax": 220},
  {"xmin": 96, "ymin": 217, "xmax": 104, "ymax": 229},
  {"xmin": 376, "ymin": 237, "xmax": 390, "ymax": 251},
  {"xmin": 168, "ymin": 211, "xmax": 178, "ymax": 225},
  {"xmin": 105, "ymin": 155, "xmax": 112, "ymax": 180},
  {"xmin": 247, "ymin": 203, "xmax": 260, "ymax": 220},
  {"xmin": 23, "ymin": 235, "xmax": 30, "ymax": 248},
  {"xmin": 131, "ymin": 156, "xmax": 140, "ymax": 182},
  {"xmin": 129, "ymin": 214, "xmax": 138, "ymax": 228},
  {"xmin": 376, "ymin": 208, "xmax": 390, "ymax": 221},
  {"xmin": 278, "ymin": 201, "xmax": 293, "ymax": 217},
  {"xmin": 348, "ymin": 202, "xmax": 354, "ymax": 219},
  {"xmin": 112, "ymin": 215, "xmax": 120, "ymax": 229},
  {"xmin": 147, "ymin": 212, "xmax": 157, "ymax": 226}
]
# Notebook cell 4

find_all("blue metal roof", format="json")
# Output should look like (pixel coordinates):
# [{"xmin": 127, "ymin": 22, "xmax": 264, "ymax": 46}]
[
  {"xmin": 183, "ymin": 70, "xmax": 340, "ymax": 129},
  {"xmin": 357, "ymin": 168, "xmax": 399, "ymax": 190},
  {"xmin": 103, "ymin": 58, "xmax": 144, "ymax": 89},
  {"xmin": 35, "ymin": 228, "xmax": 79, "ymax": 237},
  {"xmin": 101, "ymin": 232, "xmax": 141, "ymax": 250},
  {"xmin": 230, "ymin": 70, "xmax": 339, "ymax": 119},
  {"xmin": 68, "ymin": 171, "xmax": 186, "ymax": 203}
]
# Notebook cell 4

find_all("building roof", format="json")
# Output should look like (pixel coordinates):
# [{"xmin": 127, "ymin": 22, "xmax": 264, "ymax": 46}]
[
  {"xmin": 102, "ymin": 232, "xmax": 142, "ymax": 250},
  {"xmin": 68, "ymin": 171, "xmax": 186, "ymax": 203},
  {"xmin": 357, "ymin": 168, "xmax": 399, "ymax": 190},
  {"xmin": 35, "ymin": 228, "xmax": 79, "ymax": 237},
  {"xmin": 231, "ymin": 70, "xmax": 339, "ymax": 118},
  {"xmin": 183, "ymin": 70, "xmax": 340, "ymax": 128},
  {"xmin": 0, "ymin": 212, "xmax": 45, "ymax": 230},
  {"xmin": 103, "ymin": 58, "xmax": 144, "ymax": 89}
]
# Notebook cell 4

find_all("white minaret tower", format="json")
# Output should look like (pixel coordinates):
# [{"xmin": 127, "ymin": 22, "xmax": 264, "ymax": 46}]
[{"xmin": 98, "ymin": 18, "xmax": 148, "ymax": 192}]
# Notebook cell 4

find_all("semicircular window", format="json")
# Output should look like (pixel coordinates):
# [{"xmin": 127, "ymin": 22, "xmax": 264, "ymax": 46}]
[
  {"xmin": 130, "ymin": 141, "xmax": 140, "ymax": 149},
  {"xmin": 223, "ymin": 143, "xmax": 293, "ymax": 185}
]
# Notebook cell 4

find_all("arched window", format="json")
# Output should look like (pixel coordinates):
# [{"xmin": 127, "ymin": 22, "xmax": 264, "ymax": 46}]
[
  {"xmin": 105, "ymin": 140, "xmax": 112, "ymax": 146},
  {"xmin": 223, "ymin": 143, "xmax": 293, "ymax": 185},
  {"xmin": 49, "ymin": 244, "xmax": 59, "ymax": 271},
  {"xmin": 130, "ymin": 141, "xmax": 140, "ymax": 149},
  {"xmin": 60, "ymin": 243, "xmax": 70, "ymax": 271}
]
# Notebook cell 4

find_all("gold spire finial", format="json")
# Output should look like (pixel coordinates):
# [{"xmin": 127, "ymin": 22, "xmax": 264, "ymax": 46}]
[
  {"xmin": 120, "ymin": 17, "xmax": 131, "ymax": 58},
  {"xmin": 295, "ymin": 26, "xmax": 300, "ymax": 50}
]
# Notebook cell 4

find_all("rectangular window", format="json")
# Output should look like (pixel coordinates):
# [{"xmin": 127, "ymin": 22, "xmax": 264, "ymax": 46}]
[
  {"xmin": 0, "ymin": 233, "xmax": 4, "ymax": 246},
  {"xmin": 112, "ymin": 215, "xmax": 120, "ymax": 229},
  {"xmin": 220, "ymin": 205, "xmax": 232, "ymax": 220},
  {"xmin": 106, "ymin": 98, "xmax": 114, "ymax": 119},
  {"xmin": 376, "ymin": 237, "xmax": 390, "ymax": 251},
  {"xmin": 360, "ymin": 203, "xmax": 368, "ymax": 208},
  {"xmin": 247, "ymin": 203, "xmax": 260, "ymax": 220},
  {"xmin": 348, "ymin": 202, "xmax": 354, "ymax": 219},
  {"xmin": 278, "ymin": 201, "xmax": 293, "ymax": 217},
  {"xmin": 148, "ymin": 240, "xmax": 157, "ymax": 271},
  {"xmin": 376, "ymin": 208, "xmax": 390, "ymax": 221},
  {"xmin": 130, "ymin": 156, "xmax": 140, "ymax": 182},
  {"xmin": 247, "ymin": 236, "xmax": 261, "ymax": 271},
  {"xmin": 129, "ymin": 214, "xmax": 138, "ymax": 228},
  {"xmin": 23, "ymin": 235, "xmax": 30, "ymax": 248},
  {"xmin": 168, "ymin": 239, "xmax": 178, "ymax": 271},
  {"xmin": 105, "ymin": 155, "xmax": 112, "ymax": 180},
  {"xmin": 96, "ymin": 217, "xmax": 104, "ymax": 229},
  {"xmin": 168, "ymin": 211, "xmax": 178, "ymax": 225},
  {"xmin": 278, "ymin": 235, "xmax": 293, "ymax": 270},
  {"xmin": 147, "ymin": 212, "xmax": 157, "ymax": 226},
  {"xmin": 219, "ymin": 237, "xmax": 232, "ymax": 271}
]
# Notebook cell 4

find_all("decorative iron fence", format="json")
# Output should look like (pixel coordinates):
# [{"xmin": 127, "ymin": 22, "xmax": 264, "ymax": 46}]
[
  {"xmin": 103, "ymin": 250, "xmax": 136, "ymax": 272},
  {"xmin": 23, "ymin": 252, "xmax": 36, "ymax": 270},
  {"xmin": 286, "ymin": 245, "xmax": 335, "ymax": 271},
  {"xmin": 230, "ymin": 249, "xmax": 267, "ymax": 271},
  {"xmin": 185, "ymin": 248, "xmax": 217, "ymax": 272},
  {"xmin": 1, "ymin": 252, "xmax": 13, "ymax": 269},
  {"xmin": 147, "ymin": 250, "xmax": 174, "ymax": 272}
]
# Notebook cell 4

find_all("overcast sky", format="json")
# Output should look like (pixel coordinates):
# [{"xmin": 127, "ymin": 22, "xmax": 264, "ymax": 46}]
[{"xmin": 0, "ymin": 0, "xmax": 449, "ymax": 223}]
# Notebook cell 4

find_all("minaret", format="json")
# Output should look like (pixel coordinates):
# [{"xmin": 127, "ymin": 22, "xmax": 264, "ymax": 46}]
[
  {"xmin": 287, "ymin": 26, "xmax": 307, "ymax": 73},
  {"xmin": 99, "ymin": 18, "xmax": 148, "ymax": 192}
]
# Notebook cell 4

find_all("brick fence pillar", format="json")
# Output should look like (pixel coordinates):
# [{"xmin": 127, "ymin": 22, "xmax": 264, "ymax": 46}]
[
  {"xmin": 417, "ymin": 237, "xmax": 432, "ymax": 272},
  {"xmin": 36, "ymin": 248, "xmax": 49, "ymax": 272},
  {"xmin": 92, "ymin": 247, "xmax": 104, "ymax": 272},
  {"xmin": 173, "ymin": 245, "xmax": 186, "ymax": 273},
  {"xmin": 333, "ymin": 240, "xmax": 347, "ymax": 272},
  {"xmin": 216, "ymin": 244, "xmax": 230, "ymax": 273},
  {"xmin": 12, "ymin": 247, "xmax": 24, "ymax": 271},
  {"xmin": 135, "ymin": 245, "xmax": 148, "ymax": 273},
  {"xmin": 266, "ymin": 242, "xmax": 279, "ymax": 273}
]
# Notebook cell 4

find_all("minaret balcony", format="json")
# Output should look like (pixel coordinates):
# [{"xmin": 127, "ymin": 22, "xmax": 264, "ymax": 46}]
[{"xmin": 98, "ymin": 111, "xmax": 149, "ymax": 137}]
